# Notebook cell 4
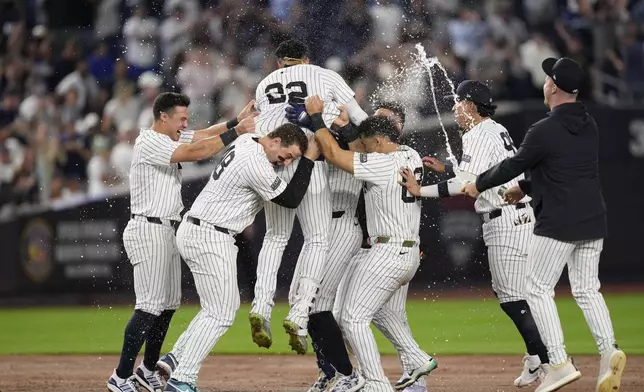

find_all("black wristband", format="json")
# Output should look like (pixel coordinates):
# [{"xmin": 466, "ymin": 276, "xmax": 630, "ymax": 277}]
[
  {"xmin": 310, "ymin": 113, "xmax": 326, "ymax": 131},
  {"xmin": 437, "ymin": 181, "xmax": 450, "ymax": 198},
  {"xmin": 337, "ymin": 123, "xmax": 360, "ymax": 143},
  {"xmin": 444, "ymin": 163, "xmax": 454, "ymax": 176},
  {"xmin": 225, "ymin": 117, "xmax": 239, "ymax": 130},
  {"xmin": 220, "ymin": 128, "xmax": 238, "ymax": 146}
]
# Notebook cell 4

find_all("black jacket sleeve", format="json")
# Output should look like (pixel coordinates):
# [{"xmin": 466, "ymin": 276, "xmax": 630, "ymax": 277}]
[
  {"xmin": 270, "ymin": 157, "xmax": 315, "ymax": 208},
  {"xmin": 476, "ymin": 123, "xmax": 547, "ymax": 192},
  {"xmin": 518, "ymin": 179, "xmax": 532, "ymax": 195}
]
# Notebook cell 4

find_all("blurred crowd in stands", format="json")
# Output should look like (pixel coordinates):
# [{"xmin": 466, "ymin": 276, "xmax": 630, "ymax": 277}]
[{"xmin": 0, "ymin": 0, "xmax": 643, "ymax": 210}]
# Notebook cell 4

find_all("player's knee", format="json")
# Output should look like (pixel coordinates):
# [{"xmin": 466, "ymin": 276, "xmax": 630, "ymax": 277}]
[
  {"xmin": 571, "ymin": 286, "xmax": 600, "ymax": 303},
  {"xmin": 263, "ymin": 231, "xmax": 291, "ymax": 246},
  {"xmin": 135, "ymin": 303, "xmax": 164, "ymax": 317}
]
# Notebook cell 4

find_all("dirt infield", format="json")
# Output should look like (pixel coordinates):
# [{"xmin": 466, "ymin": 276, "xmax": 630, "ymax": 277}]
[{"xmin": 1, "ymin": 354, "xmax": 642, "ymax": 392}]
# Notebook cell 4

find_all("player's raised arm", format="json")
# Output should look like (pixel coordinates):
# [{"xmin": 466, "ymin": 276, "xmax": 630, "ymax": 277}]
[
  {"xmin": 306, "ymin": 95, "xmax": 356, "ymax": 174},
  {"xmin": 169, "ymin": 125, "xmax": 249, "ymax": 163},
  {"xmin": 190, "ymin": 100, "xmax": 259, "ymax": 142},
  {"xmin": 399, "ymin": 168, "xmax": 477, "ymax": 198}
]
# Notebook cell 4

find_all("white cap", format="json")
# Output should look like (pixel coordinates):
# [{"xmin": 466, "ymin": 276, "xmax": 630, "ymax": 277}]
[{"xmin": 138, "ymin": 72, "xmax": 163, "ymax": 89}]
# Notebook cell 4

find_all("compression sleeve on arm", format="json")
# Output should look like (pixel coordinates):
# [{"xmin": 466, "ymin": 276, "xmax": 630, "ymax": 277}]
[
  {"xmin": 419, "ymin": 178, "xmax": 464, "ymax": 198},
  {"xmin": 344, "ymin": 98, "xmax": 368, "ymax": 125},
  {"xmin": 270, "ymin": 158, "xmax": 315, "ymax": 208}
]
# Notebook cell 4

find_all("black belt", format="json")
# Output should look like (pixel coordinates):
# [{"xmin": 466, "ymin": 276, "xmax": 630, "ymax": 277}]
[
  {"xmin": 487, "ymin": 203, "xmax": 527, "ymax": 220},
  {"xmin": 187, "ymin": 216, "xmax": 232, "ymax": 235},
  {"xmin": 131, "ymin": 214, "xmax": 179, "ymax": 229},
  {"xmin": 332, "ymin": 211, "xmax": 345, "ymax": 219}
]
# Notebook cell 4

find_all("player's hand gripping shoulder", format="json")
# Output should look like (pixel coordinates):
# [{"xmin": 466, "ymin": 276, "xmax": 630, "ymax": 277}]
[
  {"xmin": 238, "ymin": 99, "xmax": 260, "ymax": 121},
  {"xmin": 398, "ymin": 167, "xmax": 421, "ymax": 197},
  {"xmin": 503, "ymin": 185, "xmax": 525, "ymax": 204},
  {"xmin": 285, "ymin": 101, "xmax": 313, "ymax": 129}
]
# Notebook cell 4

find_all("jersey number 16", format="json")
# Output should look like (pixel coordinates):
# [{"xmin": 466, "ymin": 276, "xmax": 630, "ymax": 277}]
[{"xmin": 401, "ymin": 167, "xmax": 423, "ymax": 203}]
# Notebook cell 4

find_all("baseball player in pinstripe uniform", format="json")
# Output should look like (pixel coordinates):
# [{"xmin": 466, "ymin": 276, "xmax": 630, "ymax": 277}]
[
  {"xmin": 106, "ymin": 93, "xmax": 257, "ymax": 392},
  {"xmin": 301, "ymin": 103, "xmax": 433, "ymax": 392},
  {"xmin": 249, "ymin": 39, "xmax": 368, "ymax": 354},
  {"xmin": 400, "ymin": 80, "xmax": 549, "ymax": 388},
  {"xmin": 305, "ymin": 95, "xmax": 436, "ymax": 392},
  {"xmin": 463, "ymin": 58, "xmax": 625, "ymax": 392},
  {"xmin": 155, "ymin": 124, "xmax": 319, "ymax": 392}
]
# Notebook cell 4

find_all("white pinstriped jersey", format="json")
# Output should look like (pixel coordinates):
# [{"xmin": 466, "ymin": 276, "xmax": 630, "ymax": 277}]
[
  {"xmin": 129, "ymin": 128, "xmax": 195, "ymax": 220},
  {"xmin": 460, "ymin": 119, "xmax": 530, "ymax": 213},
  {"xmin": 255, "ymin": 64, "xmax": 355, "ymax": 136},
  {"xmin": 329, "ymin": 164, "xmax": 362, "ymax": 215},
  {"xmin": 354, "ymin": 146, "xmax": 423, "ymax": 241},
  {"xmin": 188, "ymin": 134, "xmax": 288, "ymax": 234}
]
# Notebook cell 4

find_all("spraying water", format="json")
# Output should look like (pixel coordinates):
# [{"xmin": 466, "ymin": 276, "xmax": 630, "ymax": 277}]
[{"xmin": 414, "ymin": 43, "xmax": 459, "ymax": 169}]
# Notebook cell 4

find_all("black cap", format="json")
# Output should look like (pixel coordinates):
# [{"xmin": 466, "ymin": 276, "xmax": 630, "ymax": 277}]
[
  {"xmin": 453, "ymin": 80, "xmax": 494, "ymax": 106},
  {"xmin": 541, "ymin": 57, "xmax": 583, "ymax": 94}
]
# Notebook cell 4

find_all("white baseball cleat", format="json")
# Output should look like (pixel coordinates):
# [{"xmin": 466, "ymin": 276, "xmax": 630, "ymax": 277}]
[
  {"xmin": 307, "ymin": 370, "xmax": 335, "ymax": 392},
  {"xmin": 401, "ymin": 386, "xmax": 427, "ymax": 392},
  {"xmin": 535, "ymin": 358, "xmax": 581, "ymax": 392},
  {"xmin": 596, "ymin": 345, "xmax": 626, "ymax": 392},
  {"xmin": 135, "ymin": 364, "xmax": 165, "ymax": 392},
  {"xmin": 394, "ymin": 358, "xmax": 438, "ymax": 390},
  {"xmin": 107, "ymin": 369, "xmax": 139, "ymax": 392},
  {"xmin": 329, "ymin": 370, "xmax": 366, "ymax": 392},
  {"xmin": 514, "ymin": 354, "xmax": 543, "ymax": 387}
]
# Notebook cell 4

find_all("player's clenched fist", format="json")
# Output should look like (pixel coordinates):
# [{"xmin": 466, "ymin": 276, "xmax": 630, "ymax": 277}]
[
  {"xmin": 305, "ymin": 95, "xmax": 324, "ymax": 114},
  {"xmin": 503, "ymin": 185, "xmax": 525, "ymax": 204},
  {"xmin": 304, "ymin": 135, "xmax": 321, "ymax": 161},
  {"xmin": 235, "ymin": 115, "xmax": 256, "ymax": 134}
]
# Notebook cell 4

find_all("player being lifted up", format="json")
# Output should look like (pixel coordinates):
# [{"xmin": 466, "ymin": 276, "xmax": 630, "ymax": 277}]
[
  {"xmin": 287, "ymin": 102, "xmax": 434, "ymax": 392},
  {"xmin": 107, "ymin": 92, "xmax": 257, "ymax": 392},
  {"xmin": 399, "ymin": 80, "xmax": 549, "ymax": 388},
  {"xmin": 158, "ymin": 125, "xmax": 320, "ymax": 392},
  {"xmin": 305, "ymin": 95, "xmax": 436, "ymax": 392},
  {"xmin": 250, "ymin": 39, "xmax": 368, "ymax": 354}
]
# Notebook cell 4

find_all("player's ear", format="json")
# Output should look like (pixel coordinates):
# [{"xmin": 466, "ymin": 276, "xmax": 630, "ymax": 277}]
[{"xmin": 304, "ymin": 57, "xmax": 311, "ymax": 64}]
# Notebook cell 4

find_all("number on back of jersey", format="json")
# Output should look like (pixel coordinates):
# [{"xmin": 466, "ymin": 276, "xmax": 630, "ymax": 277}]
[
  {"xmin": 212, "ymin": 145, "xmax": 236, "ymax": 180},
  {"xmin": 264, "ymin": 81, "xmax": 308, "ymax": 105}
]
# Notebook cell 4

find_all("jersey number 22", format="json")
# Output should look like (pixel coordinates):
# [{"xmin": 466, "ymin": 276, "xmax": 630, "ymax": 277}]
[{"xmin": 265, "ymin": 81, "xmax": 308, "ymax": 104}]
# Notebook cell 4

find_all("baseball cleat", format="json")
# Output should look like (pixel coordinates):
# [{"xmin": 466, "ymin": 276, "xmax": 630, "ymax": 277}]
[
  {"xmin": 283, "ymin": 319, "xmax": 308, "ymax": 355},
  {"xmin": 596, "ymin": 345, "xmax": 626, "ymax": 392},
  {"xmin": 307, "ymin": 370, "xmax": 335, "ymax": 392},
  {"xmin": 156, "ymin": 353, "xmax": 178, "ymax": 381},
  {"xmin": 535, "ymin": 358, "xmax": 581, "ymax": 392},
  {"xmin": 249, "ymin": 313, "xmax": 272, "ymax": 348},
  {"xmin": 163, "ymin": 378, "xmax": 198, "ymax": 392},
  {"xmin": 107, "ymin": 370, "xmax": 139, "ymax": 392},
  {"xmin": 329, "ymin": 370, "xmax": 366, "ymax": 392},
  {"xmin": 394, "ymin": 358, "xmax": 438, "ymax": 390},
  {"xmin": 135, "ymin": 365, "xmax": 165, "ymax": 392},
  {"xmin": 514, "ymin": 354, "xmax": 543, "ymax": 387}
]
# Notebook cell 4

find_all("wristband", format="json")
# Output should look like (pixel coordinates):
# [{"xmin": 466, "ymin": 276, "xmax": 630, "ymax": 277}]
[
  {"xmin": 225, "ymin": 117, "xmax": 239, "ymax": 130},
  {"xmin": 220, "ymin": 128, "xmax": 238, "ymax": 146},
  {"xmin": 337, "ymin": 123, "xmax": 360, "ymax": 143},
  {"xmin": 437, "ymin": 182, "xmax": 450, "ymax": 198},
  {"xmin": 310, "ymin": 113, "xmax": 326, "ymax": 131}
]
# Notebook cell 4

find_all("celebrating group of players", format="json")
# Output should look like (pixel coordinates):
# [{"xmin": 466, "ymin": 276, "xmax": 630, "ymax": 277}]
[{"xmin": 106, "ymin": 39, "xmax": 626, "ymax": 392}]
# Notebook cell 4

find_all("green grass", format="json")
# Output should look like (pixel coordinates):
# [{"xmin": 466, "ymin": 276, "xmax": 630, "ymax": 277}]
[{"xmin": 0, "ymin": 293, "xmax": 642, "ymax": 355}]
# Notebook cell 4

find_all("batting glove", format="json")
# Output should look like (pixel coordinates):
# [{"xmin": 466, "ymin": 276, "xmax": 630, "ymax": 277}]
[{"xmin": 285, "ymin": 101, "xmax": 313, "ymax": 129}]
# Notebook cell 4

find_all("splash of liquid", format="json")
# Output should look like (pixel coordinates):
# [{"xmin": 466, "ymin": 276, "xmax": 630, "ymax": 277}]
[{"xmin": 414, "ymin": 43, "xmax": 459, "ymax": 169}]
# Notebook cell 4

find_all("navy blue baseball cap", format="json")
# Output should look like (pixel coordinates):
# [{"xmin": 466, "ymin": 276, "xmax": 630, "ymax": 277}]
[
  {"xmin": 452, "ymin": 80, "xmax": 495, "ymax": 107},
  {"xmin": 541, "ymin": 57, "xmax": 583, "ymax": 94}
]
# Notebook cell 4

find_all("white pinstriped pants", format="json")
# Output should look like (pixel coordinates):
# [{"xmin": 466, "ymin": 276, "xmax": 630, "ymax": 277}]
[
  {"xmin": 123, "ymin": 218, "xmax": 182, "ymax": 316},
  {"xmin": 526, "ymin": 235, "xmax": 616, "ymax": 365},
  {"xmin": 170, "ymin": 219, "xmax": 240, "ymax": 385},
  {"xmin": 309, "ymin": 214, "xmax": 363, "ymax": 313},
  {"xmin": 335, "ymin": 243, "xmax": 431, "ymax": 392},
  {"xmin": 482, "ymin": 207, "xmax": 535, "ymax": 303},
  {"xmin": 252, "ymin": 160, "xmax": 332, "ymax": 328}
]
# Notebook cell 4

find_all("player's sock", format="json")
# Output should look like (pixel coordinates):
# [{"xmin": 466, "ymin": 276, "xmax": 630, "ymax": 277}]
[
  {"xmin": 116, "ymin": 310, "xmax": 158, "ymax": 379},
  {"xmin": 143, "ymin": 309, "xmax": 176, "ymax": 371},
  {"xmin": 500, "ymin": 300, "xmax": 549, "ymax": 364},
  {"xmin": 309, "ymin": 311, "xmax": 353, "ymax": 376},
  {"xmin": 308, "ymin": 313, "xmax": 337, "ymax": 378}
]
